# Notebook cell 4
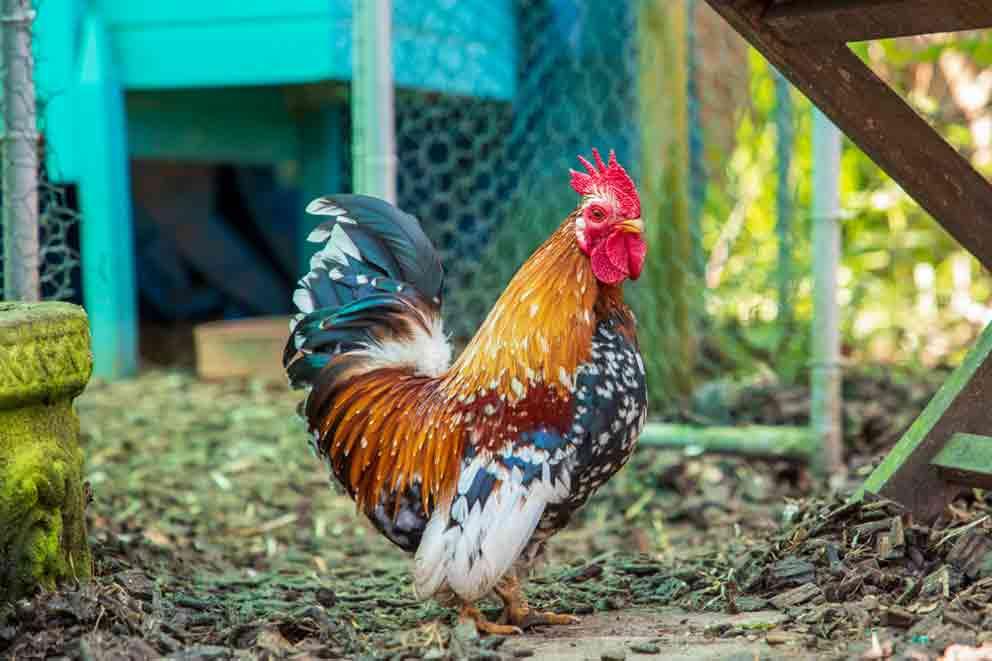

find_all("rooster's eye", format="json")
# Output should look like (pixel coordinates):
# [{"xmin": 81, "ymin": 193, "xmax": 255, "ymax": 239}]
[{"xmin": 589, "ymin": 206, "xmax": 606, "ymax": 222}]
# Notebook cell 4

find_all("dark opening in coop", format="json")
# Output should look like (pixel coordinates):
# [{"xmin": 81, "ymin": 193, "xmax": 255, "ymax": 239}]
[{"xmin": 130, "ymin": 161, "xmax": 298, "ymax": 368}]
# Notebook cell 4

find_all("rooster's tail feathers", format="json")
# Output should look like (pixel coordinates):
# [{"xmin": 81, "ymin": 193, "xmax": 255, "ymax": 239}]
[
  {"xmin": 285, "ymin": 195, "xmax": 449, "ymax": 390},
  {"xmin": 302, "ymin": 194, "xmax": 443, "ymax": 305}
]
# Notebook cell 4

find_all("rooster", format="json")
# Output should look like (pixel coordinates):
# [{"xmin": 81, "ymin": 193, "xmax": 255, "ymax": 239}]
[{"xmin": 285, "ymin": 149, "xmax": 648, "ymax": 634}]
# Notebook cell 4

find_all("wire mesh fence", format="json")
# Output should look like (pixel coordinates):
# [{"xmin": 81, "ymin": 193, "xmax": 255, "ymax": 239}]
[
  {"xmin": 0, "ymin": 0, "xmax": 80, "ymax": 303},
  {"xmin": 389, "ymin": 0, "xmax": 791, "ymax": 412},
  {"xmin": 9, "ymin": 0, "xmax": 983, "ymax": 407},
  {"xmin": 0, "ymin": 0, "xmax": 809, "ymax": 400},
  {"xmin": 386, "ymin": 10, "xmax": 992, "ymax": 393},
  {"xmin": 33, "ymin": 154, "xmax": 80, "ymax": 301}
]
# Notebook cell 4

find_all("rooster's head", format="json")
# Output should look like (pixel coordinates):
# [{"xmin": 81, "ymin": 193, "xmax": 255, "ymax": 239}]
[{"xmin": 569, "ymin": 149, "xmax": 644, "ymax": 285}]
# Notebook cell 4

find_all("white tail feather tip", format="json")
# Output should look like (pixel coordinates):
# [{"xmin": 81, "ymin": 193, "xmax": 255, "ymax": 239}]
[
  {"xmin": 305, "ymin": 198, "xmax": 357, "ymax": 224},
  {"xmin": 293, "ymin": 289, "xmax": 314, "ymax": 314},
  {"xmin": 307, "ymin": 227, "xmax": 332, "ymax": 243},
  {"xmin": 331, "ymin": 225, "xmax": 362, "ymax": 261},
  {"xmin": 305, "ymin": 198, "xmax": 337, "ymax": 215}
]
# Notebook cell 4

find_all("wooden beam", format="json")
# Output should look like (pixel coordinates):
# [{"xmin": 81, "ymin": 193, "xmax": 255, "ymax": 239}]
[
  {"xmin": 703, "ymin": 0, "xmax": 992, "ymax": 270},
  {"xmin": 77, "ymin": 12, "xmax": 138, "ymax": 379},
  {"xmin": 857, "ymin": 323, "xmax": 992, "ymax": 522},
  {"xmin": 932, "ymin": 433, "xmax": 992, "ymax": 490},
  {"xmin": 764, "ymin": 0, "xmax": 992, "ymax": 44}
]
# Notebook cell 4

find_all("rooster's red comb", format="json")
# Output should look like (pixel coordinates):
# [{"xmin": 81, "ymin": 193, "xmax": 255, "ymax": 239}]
[{"xmin": 569, "ymin": 148, "xmax": 640, "ymax": 219}]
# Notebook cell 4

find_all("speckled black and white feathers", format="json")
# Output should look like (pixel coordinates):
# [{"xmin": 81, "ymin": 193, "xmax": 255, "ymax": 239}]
[
  {"xmin": 531, "ymin": 318, "xmax": 648, "ymax": 546},
  {"xmin": 413, "ymin": 316, "xmax": 647, "ymax": 601}
]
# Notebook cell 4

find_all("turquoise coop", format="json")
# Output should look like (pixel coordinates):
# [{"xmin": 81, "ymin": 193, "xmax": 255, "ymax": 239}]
[{"xmin": 33, "ymin": 1, "xmax": 640, "ymax": 379}]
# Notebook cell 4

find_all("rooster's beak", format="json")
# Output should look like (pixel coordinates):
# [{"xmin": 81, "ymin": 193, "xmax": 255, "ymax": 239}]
[{"xmin": 616, "ymin": 218, "xmax": 644, "ymax": 234}]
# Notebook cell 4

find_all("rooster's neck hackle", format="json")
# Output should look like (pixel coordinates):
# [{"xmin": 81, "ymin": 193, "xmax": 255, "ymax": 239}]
[{"xmin": 448, "ymin": 215, "xmax": 620, "ymax": 403}]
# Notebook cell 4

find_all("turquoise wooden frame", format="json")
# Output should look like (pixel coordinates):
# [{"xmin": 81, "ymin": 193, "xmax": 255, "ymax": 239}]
[{"xmin": 32, "ymin": 0, "xmax": 515, "ymax": 378}]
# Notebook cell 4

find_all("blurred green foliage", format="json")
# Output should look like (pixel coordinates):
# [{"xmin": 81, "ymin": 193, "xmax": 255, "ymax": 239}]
[
  {"xmin": 703, "ymin": 35, "xmax": 992, "ymax": 389},
  {"xmin": 450, "ymin": 24, "xmax": 992, "ymax": 415}
]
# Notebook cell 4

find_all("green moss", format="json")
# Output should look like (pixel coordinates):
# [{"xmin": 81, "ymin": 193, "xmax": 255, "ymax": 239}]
[
  {"xmin": 0, "ymin": 302, "xmax": 93, "ymax": 603},
  {"xmin": 0, "ymin": 302, "xmax": 92, "ymax": 409},
  {"xmin": 0, "ymin": 401, "xmax": 92, "ymax": 602}
]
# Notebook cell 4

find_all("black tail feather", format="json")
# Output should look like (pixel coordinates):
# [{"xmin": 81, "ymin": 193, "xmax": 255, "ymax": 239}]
[
  {"xmin": 285, "ymin": 195, "xmax": 446, "ymax": 391},
  {"xmin": 305, "ymin": 195, "xmax": 444, "ymax": 304}
]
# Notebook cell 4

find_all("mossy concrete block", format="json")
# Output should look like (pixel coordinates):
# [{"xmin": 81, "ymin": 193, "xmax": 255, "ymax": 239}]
[{"xmin": 0, "ymin": 302, "xmax": 93, "ymax": 603}]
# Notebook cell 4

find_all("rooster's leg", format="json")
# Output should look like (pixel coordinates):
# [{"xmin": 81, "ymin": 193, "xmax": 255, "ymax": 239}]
[
  {"xmin": 459, "ymin": 603, "xmax": 523, "ymax": 636},
  {"xmin": 495, "ymin": 575, "xmax": 581, "ymax": 628}
]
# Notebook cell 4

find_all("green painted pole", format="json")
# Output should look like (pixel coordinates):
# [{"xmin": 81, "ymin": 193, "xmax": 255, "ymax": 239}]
[
  {"xmin": 77, "ymin": 13, "xmax": 138, "ymax": 379},
  {"xmin": 811, "ymin": 108, "xmax": 843, "ymax": 475},
  {"xmin": 351, "ymin": 0, "xmax": 396, "ymax": 203},
  {"xmin": 639, "ymin": 423, "xmax": 815, "ymax": 461}
]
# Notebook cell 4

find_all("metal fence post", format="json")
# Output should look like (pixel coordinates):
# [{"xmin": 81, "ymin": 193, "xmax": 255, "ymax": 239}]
[
  {"xmin": 811, "ymin": 108, "xmax": 843, "ymax": 475},
  {"xmin": 352, "ymin": 0, "xmax": 396, "ymax": 203},
  {"xmin": 2, "ymin": 0, "xmax": 39, "ymax": 301},
  {"xmin": 774, "ymin": 70, "xmax": 794, "ymax": 331}
]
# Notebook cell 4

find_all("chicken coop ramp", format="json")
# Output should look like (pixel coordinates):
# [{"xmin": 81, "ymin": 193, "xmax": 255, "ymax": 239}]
[{"xmin": 701, "ymin": 0, "xmax": 992, "ymax": 523}]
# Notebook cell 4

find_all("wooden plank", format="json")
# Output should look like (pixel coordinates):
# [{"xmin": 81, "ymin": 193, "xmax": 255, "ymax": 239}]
[
  {"xmin": 932, "ymin": 433, "xmax": 992, "ymax": 489},
  {"xmin": 34, "ymin": 0, "xmax": 84, "ymax": 180},
  {"xmin": 857, "ymin": 323, "xmax": 992, "ymax": 521},
  {"xmin": 94, "ymin": 0, "xmax": 337, "ymax": 26},
  {"xmin": 639, "ymin": 423, "xmax": 816, "ymax": 461},
  {"xmin": 126, "ymin": 89, "xmax": 300, "ymax": 164},
  {"xmin": 193, "ymin": 316, "xmax": 289, "ymax": 381},
  {"xmin": 109, "ymin": 18, "xmax": 347, "ymax": 90},
  {"xmin": 764, "ymin": 0, "xmax": 992, "ymax": 44},
  {"xmin": 77, "ymin": 12, "xmax": 138, "ymax": 379},
  {"xmin": 703, "ymin": 0, "xmax": 992, "ymax": 270},
  {"xmin": 101, "ymin": 0, "xmax": 515, "ymax": 100}
]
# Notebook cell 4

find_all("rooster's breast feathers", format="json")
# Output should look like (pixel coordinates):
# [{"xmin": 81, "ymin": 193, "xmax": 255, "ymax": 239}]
[{"xmin": 414, "ymin": 315, "xmax": 647, "ymax": 602}]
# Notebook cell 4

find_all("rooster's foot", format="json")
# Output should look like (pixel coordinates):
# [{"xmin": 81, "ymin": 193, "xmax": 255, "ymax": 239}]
[
  {"xmin": 459, "ymin": 604, "xmax": 523, "ymax": 636},
  {"xmin": 501, "ymin": 605, "xmax": 581, "ymax": 628},
  {"xmin": 495, "ymin": 575, "xmax": 580, "ymax": 629}
]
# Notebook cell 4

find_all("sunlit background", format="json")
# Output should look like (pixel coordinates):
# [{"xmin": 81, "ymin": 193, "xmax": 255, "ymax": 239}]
[{"xmin": 6, "ymin": 3, "xmax": 988, "ymax": 407}]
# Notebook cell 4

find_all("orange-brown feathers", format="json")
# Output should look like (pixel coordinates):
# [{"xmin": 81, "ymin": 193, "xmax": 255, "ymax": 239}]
[
  {"xmin": 447, "ymin": 218, "xmax": 599, "ymax": 403},
  {"xmin": 314, "ymin": 215, "xmax": 621, "ymax": 516}
]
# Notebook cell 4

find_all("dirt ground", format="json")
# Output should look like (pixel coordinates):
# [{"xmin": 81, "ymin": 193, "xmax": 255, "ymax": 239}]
[{"xmin": 2, "ymin": 371, "xmax": 990, "ymax": 660}]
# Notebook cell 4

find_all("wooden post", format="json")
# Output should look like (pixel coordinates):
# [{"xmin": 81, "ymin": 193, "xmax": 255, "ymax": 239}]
[
  {"xmin": 351, "ymin": 0, "xmax": 396, "ymax": 203},
  {"xmin": 858, "ymin": 322, "xmax": 992, "ymax": 521},
  {"xmin": 76, "ymin": 13, "xmax": 138, "ymax": 379},
  {"xmin": 637, "ymin": 0, "xmax": 697, "ymax": 403},
  {"xmin": 762, "ymin": 0, "xmax": 992, "ymax": 44},
  {"xmin": 701, "ymin": 0, "xmax": 992, "ymax": 521},
  {"xmin": 702, "ymin": 0, "xmax": 992, "ymax": 271}
]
